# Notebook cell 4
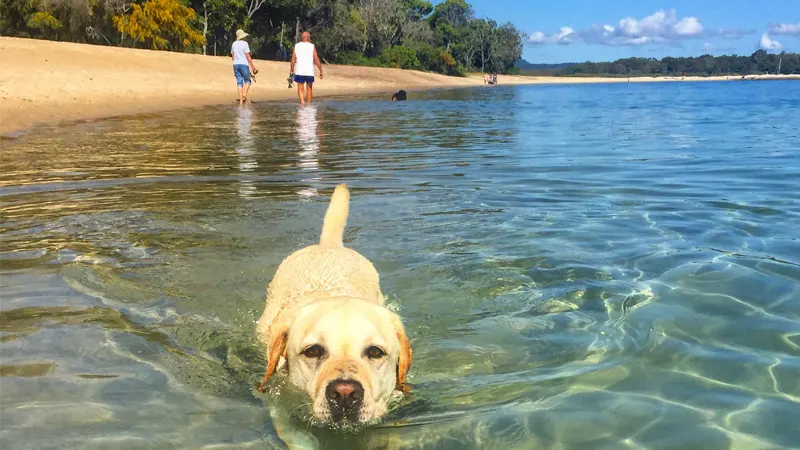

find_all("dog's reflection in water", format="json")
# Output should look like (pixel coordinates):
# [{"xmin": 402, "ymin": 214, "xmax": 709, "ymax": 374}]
[{"xmin": 265, "ymin": 381, "xmax": 422, "ymax": 450}]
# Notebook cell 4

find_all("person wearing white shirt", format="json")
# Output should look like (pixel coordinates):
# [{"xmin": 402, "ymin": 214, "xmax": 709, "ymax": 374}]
[
  {"xmin": 290, "ymin": 32, "xmax": 324, "ymax": 104},
  {"xmin": 231, "ymin": 29, "xmax": 258, "ymax": 105}
]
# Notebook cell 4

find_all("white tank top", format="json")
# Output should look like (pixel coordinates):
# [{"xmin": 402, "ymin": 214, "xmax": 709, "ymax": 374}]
[{"xmin": 294, "ymin": 42, "xmax": 315, "ymax": 76}]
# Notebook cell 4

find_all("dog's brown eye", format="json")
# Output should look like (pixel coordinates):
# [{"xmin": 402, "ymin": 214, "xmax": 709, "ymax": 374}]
[
  {"xmin": 301, "ymin": 345, "xmax": 325, "ymax": 358},
  {"xmin": 365, "ymin": 346, "xmax": 386, "ymax": 359}
]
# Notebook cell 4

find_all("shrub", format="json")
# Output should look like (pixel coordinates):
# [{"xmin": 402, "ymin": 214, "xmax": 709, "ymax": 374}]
[
  {"xmin": 337, "ymin": 51, "xmax": 383, "ymax": 67},
  {"xmin": 415, "ymin": 44, "xmax": 464, "ymax": 76},
  {"xmin": 380, "ymin": 45, "xmax": 421, "ymax": 70}
]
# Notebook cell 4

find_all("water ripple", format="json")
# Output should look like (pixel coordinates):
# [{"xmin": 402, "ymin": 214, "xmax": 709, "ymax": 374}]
[{"xmin": 2, "ymin": 82, "xmax": 799, "ymax": 449}]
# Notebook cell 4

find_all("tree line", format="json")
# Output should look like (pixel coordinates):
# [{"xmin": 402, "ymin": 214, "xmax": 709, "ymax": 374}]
[
  {"xmin": 520, "ymin": 50, "xmax": 800, "ymax": 77},
  {"xmin": 0, "ymin": 0, "xmax": 524, "ymax": 76}
]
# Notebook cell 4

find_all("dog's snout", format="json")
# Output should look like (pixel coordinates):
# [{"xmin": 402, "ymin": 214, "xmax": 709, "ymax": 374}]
[{"xmin": 326, "ymin": 379, "xmax": 364, "ymax": 415}]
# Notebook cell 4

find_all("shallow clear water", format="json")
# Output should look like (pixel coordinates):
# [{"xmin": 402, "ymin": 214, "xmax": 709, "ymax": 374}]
[{"xmin": 2, "ymin": 82, "xmax": 799, "ymax": 449}]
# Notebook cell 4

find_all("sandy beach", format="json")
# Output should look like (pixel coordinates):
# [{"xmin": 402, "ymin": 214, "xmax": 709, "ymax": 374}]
[{"xmin": 2, "ymin": 37, "xmax": 797, "ymax": 134}]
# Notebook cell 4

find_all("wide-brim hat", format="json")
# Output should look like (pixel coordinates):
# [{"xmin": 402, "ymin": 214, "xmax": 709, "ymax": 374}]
[{"xmin": 236, "ymin": 29, "xmax": 249, "ymax": 40}]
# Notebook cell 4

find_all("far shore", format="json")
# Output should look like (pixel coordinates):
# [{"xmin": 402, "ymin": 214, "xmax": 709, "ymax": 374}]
[{"xmin": 2, "ymin": 37, "xmax": 798, "ymax": 135}]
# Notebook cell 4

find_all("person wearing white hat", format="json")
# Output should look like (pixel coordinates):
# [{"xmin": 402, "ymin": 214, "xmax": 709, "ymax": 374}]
[{"xmin": 231, "ymin": 29, "xmax": 258, "ymax": 105}]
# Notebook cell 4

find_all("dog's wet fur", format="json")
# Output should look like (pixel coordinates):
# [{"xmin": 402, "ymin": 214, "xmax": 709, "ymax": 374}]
[{"xmin": 256, "ymin": 184, "xmax": 412, "ymax": 428}]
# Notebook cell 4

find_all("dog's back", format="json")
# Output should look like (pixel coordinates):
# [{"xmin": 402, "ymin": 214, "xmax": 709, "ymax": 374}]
[{"xmin": 256, "ymin": 185, "xmax": 383, "ymax": 344}]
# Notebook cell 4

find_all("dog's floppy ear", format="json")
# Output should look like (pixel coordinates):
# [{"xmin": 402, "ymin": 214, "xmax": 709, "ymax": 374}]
[
  {"xmin": 256, "ymin": 320, "xmax": 290, "ymax": 393},
  {"xmin": 391, "ymin": 313, "xmax": 413, "ymax": 393}
]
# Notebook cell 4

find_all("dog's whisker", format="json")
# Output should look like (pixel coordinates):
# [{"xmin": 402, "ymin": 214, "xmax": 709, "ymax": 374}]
[
  {"xmin": 289, "ymin": 402, "xmax": 313, "ymax": 417},
  {"xmin": 306, "ymin": 412, "xmax": 321, "ymax": 430}
]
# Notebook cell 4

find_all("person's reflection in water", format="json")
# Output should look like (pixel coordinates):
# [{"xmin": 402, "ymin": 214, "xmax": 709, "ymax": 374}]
[
  {"xmin": 235, "ymin": 106, "xmax": 258, "ymax": 199},
  {"xmin": 295, "ymin": 105, "xmax": 321, "ymax": 198}
]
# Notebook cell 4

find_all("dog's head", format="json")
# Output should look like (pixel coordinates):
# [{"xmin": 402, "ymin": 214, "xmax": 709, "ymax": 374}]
[{"xmin": 259, "ymin": 297, "xmax": 412, "ymax": 426}]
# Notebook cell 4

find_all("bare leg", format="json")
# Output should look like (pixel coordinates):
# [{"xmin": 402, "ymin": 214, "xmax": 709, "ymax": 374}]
[
  {"xmin": 237, "ymin": 85, "xmax": 244, "ymax": 105},
  {"xmin": 307, "ymin": 83, "xmax": 313, "ymax": 104},
  {"xmin": 296, "ymin": 83, "xmax": 306, "ymax": 104},
  {"xmin": 243, "ymin": 82, "xmax": 251, "ymax": 103}
]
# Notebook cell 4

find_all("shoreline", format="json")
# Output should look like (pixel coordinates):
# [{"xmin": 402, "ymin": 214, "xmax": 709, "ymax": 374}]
[{"xmin": 3, "ymin": 37, "xmax": 798, "ymax": 135}]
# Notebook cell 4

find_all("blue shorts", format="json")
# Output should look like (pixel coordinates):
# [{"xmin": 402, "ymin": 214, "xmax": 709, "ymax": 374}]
[
  {"xmin": 294, "ymin": 75, "xmax": 314, "ymax": 85},
  {"xmin": 233, "ymin": 64, "xmax": 251, "ymax": 87}
]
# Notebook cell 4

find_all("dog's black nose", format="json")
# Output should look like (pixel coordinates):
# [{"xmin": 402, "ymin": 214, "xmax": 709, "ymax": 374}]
[{"xmin": 326, "ymin": 379, "xmax": 364, "ymax": 416}]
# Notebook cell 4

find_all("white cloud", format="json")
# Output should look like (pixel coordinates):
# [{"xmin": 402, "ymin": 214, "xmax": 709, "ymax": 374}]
[
  {"xmin": 703, "ymin": 42, "xmax": 714, "ymax": 52},
  {"xmin": 528, "ymin": 9, "xmax": 735, "ymax": 47},
  {"xmin": 674, "ymin": 17, "xmax": 703, "ymax": 36},
  {"xmin": 554, "ymin": 27, "xmax": 577, "ymax": 44},
  {"xmin": 528, "ymin": 31, "xmax": 547, "ymax": 43},
  {"xmin": 768, "ymin": 23, "xmax": 800, "ymax": 35},
  {"xmin": 759, "ymin": 33, "xmax": 782, "ymax": 51},
  {"xmin": 528, "ymin": 27, "xmax": 578, "ymax": 44}
]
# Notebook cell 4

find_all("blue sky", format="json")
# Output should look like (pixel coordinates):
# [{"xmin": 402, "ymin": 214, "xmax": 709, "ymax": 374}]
[{"xmin": 464, "ymin": 0, "xmax": 800, "ymax": 63}]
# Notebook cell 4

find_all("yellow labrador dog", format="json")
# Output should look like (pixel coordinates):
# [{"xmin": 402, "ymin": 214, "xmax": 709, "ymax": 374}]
[{"xmin": 255, "ymin": 184, "xmax": 412, "ymax": 426}]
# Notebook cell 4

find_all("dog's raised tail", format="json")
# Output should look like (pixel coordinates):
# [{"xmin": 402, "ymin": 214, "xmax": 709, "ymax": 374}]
[{"xmin": 319, "ymin": 184, "xmax": 350, "ymax": 247}]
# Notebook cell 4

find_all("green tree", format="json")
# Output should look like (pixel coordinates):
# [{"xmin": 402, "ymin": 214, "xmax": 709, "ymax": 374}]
[
  {"xmin": 358, "ymin": 0, "xmax": 406, "ymax": 56},
  {"xmin": 401, "ymin": 20, "xmax": 434, "ymax": 48},
  {"xmin": 311, "ymin": 0, "xmax": 366, "ymax": 58},
  {"xmin": 524, "ymin": 50, "xmax": 798, "ymax": 77},
  {"xmin": 430, "ymin": 0, "xmax": 471, "ymax": 28},
  {"xmin": 402, "ymin": 0, "xmax": 432, "ymax": 21},
  {"xmin": 380, "ymin": 45, "xmax": 420, "ymax": 68},
  {"xmin": 2, "ymin": 0, "xmax": 124, "ymax": 44},
  {"xmin": 192, "ymin": 0, "xmax": 236, "ymax": 55},
  {"xmin": 2, "ymin": 0, "xmax": 524, "ymax": 76},
  {"xmin": 490, "ymin": 22, "xmax": 523, "ymax": 73},
  {"xmin": 0, "ymin": 0, "xmax": 34, "ymax": 37}
]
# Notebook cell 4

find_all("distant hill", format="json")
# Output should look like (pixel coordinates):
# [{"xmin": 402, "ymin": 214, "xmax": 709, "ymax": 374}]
[{"xmin": 516, "ymin": 59, "xmax": 576, "ymax": 71}]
